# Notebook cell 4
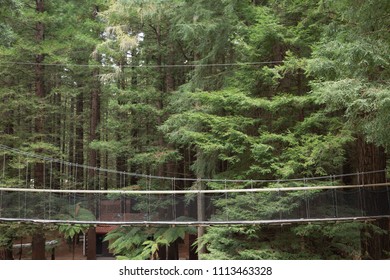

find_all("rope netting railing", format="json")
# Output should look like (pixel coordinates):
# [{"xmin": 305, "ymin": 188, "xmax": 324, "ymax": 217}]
[
  {"xmin": 0, "ymin": 145, "xmax": 390, "ymax": 225},
  {"xmin": 0, "ymin": 185, "xmax": 390, "ymax": 225}
]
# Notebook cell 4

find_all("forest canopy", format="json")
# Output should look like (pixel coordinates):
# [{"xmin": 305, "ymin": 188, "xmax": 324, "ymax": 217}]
[{"xmin": 0, "ymin": 0, "xmax": 389, "ymax": 260}]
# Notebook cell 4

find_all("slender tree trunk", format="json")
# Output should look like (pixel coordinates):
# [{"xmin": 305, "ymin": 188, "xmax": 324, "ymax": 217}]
[
  {"xmin": 86, "ymin": 5, "xmax": 101, "ymax": 261},
  {"xmin": 116, "ymin": 64, "xmax": 127, "ymax": 188},
  {"xmin": 3, "ymin": 95, "xmax": 14, "ymax": 137},
  {"xmin": 86, "ymin": 71, "xmax": 100, "ymax": 260},
  {"xmin": 31, "ymin": 0, "xmax": 46, "ymax": 260},
  {"xmin": 197, "ymin": 180, "xmax": 206, "ymax": 259},
  {"xmin": 155, "ymin": 24, "xmax": 165, "ymax": 177},
  {"xmin": 88, "ymin": 68, "xmax": 100, "ymax": 189},
  {"xmin": 75, "ymin": 91, "xmax": 84, "ymax": 183},
  {"xmin": 34, "ymin": 0, "xmax": 45, "ymax": 188},
  {"xmin": 68, "ymin": 98, "xmax": 75, "ymax": 163}
]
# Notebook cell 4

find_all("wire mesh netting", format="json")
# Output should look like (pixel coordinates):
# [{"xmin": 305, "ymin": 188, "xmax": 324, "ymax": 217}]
[
  {"xmin": 0, "ymin": 144, "xmax": 390, "ymax": 224},
  {"xmin": 0, "ymin": 187, "xmax": 389, "ymax": 224}
]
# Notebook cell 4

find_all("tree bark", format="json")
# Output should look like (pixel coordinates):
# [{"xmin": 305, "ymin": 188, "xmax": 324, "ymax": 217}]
[
  {"xmin": 0, "ymin": 244, "xmax": 14, "ymax": 260},
  {"xmin": 357, "ymin": 136, "xmax": 390, "ymax": 259},
  {"xmin": 34, "ymin": 0, "xmax": 45, "ymax": 188},
  {"xmin": 88, "ymin": 68, "xmax": 100, "ymax": 190},
  {"xmin": 197, "ymin": 180, "xmax": 206, "ymax": 259},
  {"xmin": 31, "ymin": 0, "xmax": 47, "ymax": 260},
  {"xmin": 32, "ymin": 230, "xmax": 46, "ymax": 260},
  {"xmin": 75, "ymin": 91, "xmax": 84, "ymax": 182},
  {"xmin": 87, "ymin": 226, "xmax": 96, "ymax": 260}
]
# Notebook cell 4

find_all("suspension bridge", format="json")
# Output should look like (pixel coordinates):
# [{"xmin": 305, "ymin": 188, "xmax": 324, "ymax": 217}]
[{"xmin": 0, "ymin": 144, "xmax": 390, "ymax": 226}]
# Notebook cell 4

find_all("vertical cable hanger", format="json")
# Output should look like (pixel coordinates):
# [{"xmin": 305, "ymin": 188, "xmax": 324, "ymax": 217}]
[
  {"xmin": 278, "ymin": 188, "xmax": 282, "ymax": 220},
  {"xmin": 43, "ymin": 161, "xmax": 46, "ymax": 189},
  {"xmin": 172, "ymin": 177, "xmax": 176, "ymax": 221},
  {"xmin": 98, "ymin": 168, "xmax": 101, "ymax": 190},
  {"xmin": 49, "ymin": 161, "xmax": 53, "ymax": 220},
  {"xmin": 18, "ymin": 156, "xmax": 21, "ymax": 185},
  {"xmin": 358, "ymin": 171, "xmax": 364, "ymax": 216},
  {"xmin": 59, "ymin": 160, "xmax": 63, "ymax": 189},
  {"xmin": 386, "ymin": 170, "xmax": 390, "ymax": 214},
  {"xmin": 74, "ymin": 164, "xmax": 78, "ymax": 189},
  {"xmin": 148, "ymin": 174, "xmax": 151, "ymax": 221},
  {"xmin": 25, "ymin": 161, "xmax": 29, "ymax": 188},
  {"xmin": 68, "ymin": 164, "xmax": 71, "ymax": 211},
  {"xmin": 24, "ymin": 158, "xmax": 28, "ymax": 218},
  {"xmin": 225, "ymin": 179, "xmax": 229, "ymax": 222},
  {"xmin": 121, "ymin": 186, "xmax": 125, "ymax": 222},
  {"xmin": 25, "ymin": 159, "xmax": 29, "ymax": 218},
  {"xmin": 85, "ymin": 164, "xmax": 89, "ymax": 190},
  {"xmin": 73, "ymin": 191, "xmax": 77, "ymax": 220},
  {"xmin": 0, "ymin": 188, "xmax": 2, "ymax": 218},
  {"xmin": 83, "ymin": 165, "xmax": 86, "ymax": 190},
  {"xmin": 0, "ymin": 153, "xmax": 5, "ymax": 216},
  {"xmin": 171, "ymin": 177, "xmax": 174, "ymax": 220},
  {"xmin": 24, "ymin": 186, "xmax": 27, "ymax": 219},
  {"xmin": 304, "ymin": 177, "xmax": 310, "ymax": 219},
  {"xmin": 0, "ymin": 185, "xmax": 3, "ymax": 218},
  {"xmin": 2, "ymin": 153, "xmax": 5, "ymax": 179},
  {"xmin": 333, "ymin": 175, "xmax": 338, "ymax": 218},
  {"xmin": 43, "ymin": 161, "xmax": 46, "ymax": 219}
]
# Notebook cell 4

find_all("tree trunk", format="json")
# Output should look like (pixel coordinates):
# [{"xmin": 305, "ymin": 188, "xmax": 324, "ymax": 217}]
[
  {"xmin": 88, "ymin": 68, "xmax": 100, "ymax": 190},
  {"xmin": 3, "ymin": 95, "xmax": 14, "ymax": 137},
  {"xmin": 0, "ymin": 243, "xmax": 14, "ymax": 260},
  {"xmin": 68, "ymin": 97, "xmax": 75, "ymax": 163},
  {"xmin": 31, "ymin": 0, "xmax": 47, "ymax": 260},
  {"xmin": 34, "ymin": 0, "xmax": 45, "ymax": 188},
  {"xmin": 357, "ymin": 136, "xmax": 390, "ymax": 259},
  {"xmin": 32, "ymin": 230, "xmax": 46, "ymax": 260},
  {"xmin": 87, "ymin": 226, "xmax": 96, "ymax": 260},
  {"xmin": 75, "ymin": 91, "xmax": 84, "ymax": 183},
  {"xmin": 197, "ymin": 180, "xmax": 206, "ymax": 259}
]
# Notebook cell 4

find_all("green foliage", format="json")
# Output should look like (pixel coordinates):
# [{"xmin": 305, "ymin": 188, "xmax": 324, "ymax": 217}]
[
  {"xmin": 56, "ymin": 203, "xmax": 95, "ymax": 240},
  {"xmin": 306, "ymin": 0, "xmax": 390, "ymax": 152},
  {"xmin": 57, "ymin": 224, "xmax": 86, "ymax": 240},
  {"xmin": 201, "ymin": 222, "xmax": 364, "ymax": 260},
  {"xmin": 1, "ymin": 0, "xmax": 389, "ymax": 260},
  {"xmin": 105, "ymin": 225, "xmax": 196, "ymax": 260}
]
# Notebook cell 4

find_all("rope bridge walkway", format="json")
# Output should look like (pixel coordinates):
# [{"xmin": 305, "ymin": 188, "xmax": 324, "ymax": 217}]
[{"xmin": 0, "ymin": 144, "xmax": 390, "ymax": 226}]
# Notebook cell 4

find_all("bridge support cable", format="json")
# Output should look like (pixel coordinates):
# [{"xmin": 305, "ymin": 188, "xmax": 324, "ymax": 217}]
[{"xmin": 0, "ymin": 190, "xmax": 2, "ymax": 218}]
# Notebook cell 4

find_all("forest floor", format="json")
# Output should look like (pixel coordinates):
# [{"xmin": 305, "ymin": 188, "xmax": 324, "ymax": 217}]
[
  {"xmin": 12, "ymin": 235, "xmax": 87, "ymax": 260},
  {"xmin": 53, "ymin": 240, "xmax": 86, "ymax": 260}
]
